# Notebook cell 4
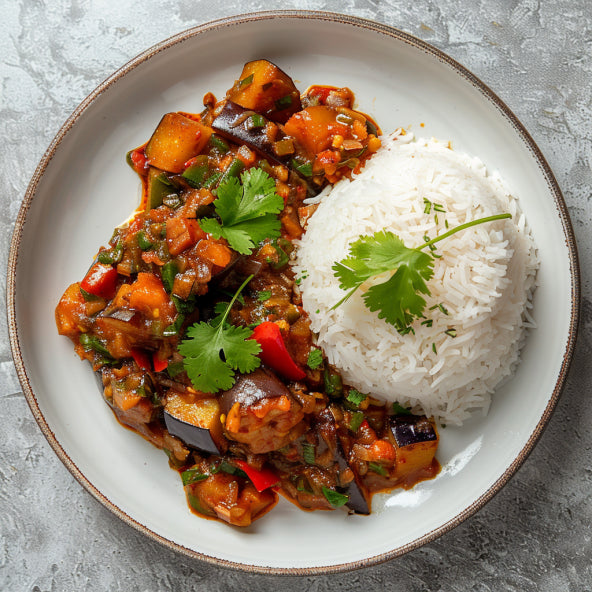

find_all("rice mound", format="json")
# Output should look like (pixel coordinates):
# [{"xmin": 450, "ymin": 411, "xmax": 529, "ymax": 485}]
[{"xmin": 293, "ymin": 133, "xmax": 538, "ymax": 426}]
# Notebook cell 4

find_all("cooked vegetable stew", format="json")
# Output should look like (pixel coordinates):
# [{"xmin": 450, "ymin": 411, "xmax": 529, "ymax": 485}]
[{"xmin": 55, "ymin": 60, "xmax": 439, "ymax": 527}]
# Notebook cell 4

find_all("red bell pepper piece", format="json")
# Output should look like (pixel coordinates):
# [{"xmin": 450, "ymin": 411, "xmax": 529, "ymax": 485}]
[
  {"xmin": 234, "ymin": 460, "xmax": 279, "ymax": 492},
  {"xmin": 128, "ymin": 147, "xmax": 148, "ymax": 174},
  {"xmin": 130, "ymin": 348, "xmax": 151, "ymax": 370},
  {"xmin": 251, "ymin": 321, "xmax": 306, "ymax": 381},
  {"xmin": 80, "ymin": 262, "xmax": 118, "ymax": 299},
  {"xmin": 152, "ymin": 352, "xmax": 169, "ymax": 372}
]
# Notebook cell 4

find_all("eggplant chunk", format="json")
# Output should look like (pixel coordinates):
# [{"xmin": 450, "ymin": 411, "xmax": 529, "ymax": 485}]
[
  {"xmin": 220, "ymin": 368, "xmax": 305, "ymax": 454},
  {"xmin": 390, "ymin": 415, "xmax": 439, "ymax": 478},
  {"xmin": 334, "ymin": 440, "xmax": 370, "ymax": 515},
  {"xmin": 164, "ymin": 391, "xmax": 226, "ymax": 455},
  {"xmin": 227, "ymin": 59, "xmax": 302, "ymax": 123},
  {"xmin": 145, "ymin": 113, "xmax": 213, "ymax": 174},
  {"xmin": 212, "ymin": 101, "xmax": 292, "ymax": 168}
]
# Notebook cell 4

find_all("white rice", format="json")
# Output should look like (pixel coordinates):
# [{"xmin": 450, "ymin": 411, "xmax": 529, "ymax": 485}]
[{"xmin": 293, "ymin": 132, "xmax": 538, "ymax": 426}]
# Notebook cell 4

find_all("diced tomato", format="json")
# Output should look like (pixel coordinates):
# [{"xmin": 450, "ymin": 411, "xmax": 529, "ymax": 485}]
[{"xmin": 80, "ymin": 262, "xmax": 118, "ymax": 299}]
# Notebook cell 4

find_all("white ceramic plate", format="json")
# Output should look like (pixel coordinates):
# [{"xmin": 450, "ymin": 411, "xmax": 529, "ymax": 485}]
[{"xmin": 8, "ymin": 11, "xmax": 579, "ymax": 574}]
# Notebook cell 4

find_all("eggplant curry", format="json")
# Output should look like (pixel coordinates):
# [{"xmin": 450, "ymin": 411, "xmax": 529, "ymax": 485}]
[{"xmin": 55, "ymin": 60, "xmax": 439, "ymax": 527}]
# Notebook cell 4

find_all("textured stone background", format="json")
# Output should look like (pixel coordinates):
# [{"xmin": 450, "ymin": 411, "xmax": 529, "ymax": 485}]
[{"xmin": 2, "ymin": 1, "xmax": 591, "ymax": 590}]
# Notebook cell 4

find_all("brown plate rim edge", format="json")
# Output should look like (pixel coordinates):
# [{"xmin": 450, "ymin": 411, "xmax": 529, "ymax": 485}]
[{"xmin": 6, "ymin": 9, "xmax": 581, "ymax": 576}]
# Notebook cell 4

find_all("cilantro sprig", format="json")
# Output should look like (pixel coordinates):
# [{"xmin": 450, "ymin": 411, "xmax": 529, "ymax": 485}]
[
  {"xmin": 178, "ymin": 275, "xmax": 261, "ymax": 393},
  {"xmin": 199, "ymin": 168, "xmax": 283, "ymax": 255},
  {"xmin": 332, "ymin": 213, "xmax": 512, "ymax": 333}
]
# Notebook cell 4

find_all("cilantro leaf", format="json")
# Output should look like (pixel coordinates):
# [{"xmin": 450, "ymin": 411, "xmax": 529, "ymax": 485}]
[
  {"xmin": 332, "ymin": 214, "xmax": 512, "ymax": 332},
  {"xmin": 332, "ymin": 230, "xmax": 434, "ymax": 331},
  {"xmin": 307, "ymin": 348, "xmax": 323, "ymax": 370},
  {"xmin": 199, "ymin": 168, "xmax": 283, "ymax": 255},
  {"xmin": 178, "ymin": 275, "xmax": 261, "ymax": 393}
]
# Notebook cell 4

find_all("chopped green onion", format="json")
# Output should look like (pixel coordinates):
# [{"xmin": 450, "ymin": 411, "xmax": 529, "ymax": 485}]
[
  {"xmin": 302, "ymin": 442, "xmax": 316, "ymax": 465},
  {"xmin": 203, "ymin": 171, "xmax": 222, "ymax": 189},
  {"xmin": 445, "ymin": 328, "xmax": 457, "ymax": 338},
  {"xmin": 348, "ymin": 411, "xmax": 364, "ymax": 433},
  {"xmin": 421, "ymin": 319, "xmax": 433, "ymax": 327},
  {"xmin": 423, "ymin": 198, "xmax": 432, "ymax": 214},
  {"xmin": 433, "ymin": 203, "xmax": 446, "ymax": 213},
  {"xmin": 322, "ymin": 486, "xmax": 349, "ymax": 508},
  {"xmin": 209, "ymin": 135, "xmax": 229, "ymax": 154},
  {"xmin": 324, "ymin": 369, "xmax": 343, "ymax": 398},
  {"xmin": 392, "ymin": 402, "xmax": 412, "ymax": 415},
  {"xmin": 275, "ymin": 94, "xmax": 293, "ymax": 110},
  {"xmin": 181, "ymin": 468, "xmax": 208, "ymax": 486},
  {"xmin": 79, "ymin": 333, "xmax": 112, "ymax": 358},
  {"xmin": 161, "ymin": 261, "xmax": 178, "ymax": 293},
  {"xmin": 432, "ymin": 342, "xmax": 438, "ymax": 354},
  {"xmin": 218, "ymin": 460, "xmax": 248, "ymax": 479},
  {"xmin": 247, "ymin": 113, "xmax": 266, "ymax": 129},
  {"xmin": 239, "ymin": 73, "xmax": 254, "ymax": 88},
  {"xmin": 137, "ymin": 230, "xmax": 153, "ymax": 251},
  {"xmin": 79, "ymin": 287, "xmax": 99, "ymax": 302},
  {"xmin": 291, "ymin": 158, "xmax": 313, "ymax": 177},
  {"xmin": 368, "ymin": 462, "xmax": 389, "ymax": 477}
]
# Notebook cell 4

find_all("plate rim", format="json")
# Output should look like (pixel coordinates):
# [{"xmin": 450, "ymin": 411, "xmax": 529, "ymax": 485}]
[{"xmin": 6, "ymin": 9, "xmax": 581, "ymax": 575}]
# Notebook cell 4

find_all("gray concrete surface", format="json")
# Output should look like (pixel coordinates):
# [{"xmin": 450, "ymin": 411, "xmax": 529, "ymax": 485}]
[{"xmin": 2, "ymin": 1, "xmax": 591, "ymax": 590}]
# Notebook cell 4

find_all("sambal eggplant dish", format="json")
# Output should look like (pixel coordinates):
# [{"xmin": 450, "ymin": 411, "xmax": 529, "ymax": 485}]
[{"xmin": 55, "ymin": 60, "xmax": 439, "ymax": 527}]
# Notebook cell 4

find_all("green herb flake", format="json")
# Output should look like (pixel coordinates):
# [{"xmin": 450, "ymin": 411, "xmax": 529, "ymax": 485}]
[
  {"xmin": 275, "ymin": 94, "xmax": 293, "ymax": 110},
  {"xmin": 257, "ymin": 290, "xmax": 272, "ymax": 302},
  {"xmin": 307, "ymin": 348, "xmax": 323, "ymax": 370},
  {"xmin": 79, "ymin": 287, "xmax": 99, "ymax": 302},
  {"xmin": 322, "ymin": 486, "xmax": 349, "ymax": 508},
  {"xmin": 199, "ymin": 168, "xmax": 283, "ymax": 255},
  {"xmin": 445, "ymin": 328, "xmax": 457, "ymax": 338},
  {"xmin": 239, "ymin": 73, "xmax": 254, "ymax": 88},
  {"xmin": 346, "ymin": 389, "xmax": 367, "ymax": 408},
  {"xmin": 432, "ymin": 342, "xmax": 438, "ymax": 354},
  {"xmin": 137, "ymin": 230, "xmax": 153, "ymax": 251},
  {"xmin": 368, "ymin": 462, "xmax": 389, "ymax": 477},
  {"xmin": 302, "ymin": 442, "xmax": 316, "ymax": 465},
  {"xmin": 392, "ymin": 402, "xmax": 412, "ymax": 415},
  {"xmin": 181, "ymin": 468, "xmax": 209, "ymax": 486},
  {"xmin": 348, "ymin": 410, "xmax": 365, "ymax": 433},
  {"xmin": 291, "ymin": 158, "xmax": 313, "ymax": 177}
]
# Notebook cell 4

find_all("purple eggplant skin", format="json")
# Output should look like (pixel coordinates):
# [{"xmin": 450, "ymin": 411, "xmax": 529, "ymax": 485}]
[
  {"xmin": 212, "ymin": 101, "xmax": 294, "ymax": 168},
  {"xmin": 334, "ymin": 440, "xmax": 370, "ymax": 515},
  {"xmin": 219, "ymin": 367, "xmax": 291, "ymax": 415},
  {"xmin": 315, "ymin": 408, "xmax": 370, "ymax": 515},
  {"xmin": 390, "ymin": 414, "xmax": 438, "ymax": 448},
  {"xmin": 163, "ymin": 410, "xmax": 222, "ymax": 456}
]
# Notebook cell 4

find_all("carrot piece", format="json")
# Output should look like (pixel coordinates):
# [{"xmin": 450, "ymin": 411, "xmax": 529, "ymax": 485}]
[
  {"xmin": 166, "ymin": 217, "xmax": 206, "ymax": 256},
  {"xmin": 128, "ymin": 273, "xmax": 171, "ymax": 317},
  {"xmin": 195, "ymin": 240, "xmax": 232, "ymax": 268}
]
